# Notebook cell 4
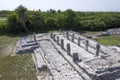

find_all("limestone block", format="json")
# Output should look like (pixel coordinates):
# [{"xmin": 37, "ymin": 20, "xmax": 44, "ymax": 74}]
[
  {"xmin": 61, "ymin": 39, "xmax": 64, "ymax": 50},
  {"xmin": 73, "ymin": 53, "xmax": 79, "ymax": 61},
  {"xmin": 67, "ymin": 43, "xmax": 71, "ymax": 55}
]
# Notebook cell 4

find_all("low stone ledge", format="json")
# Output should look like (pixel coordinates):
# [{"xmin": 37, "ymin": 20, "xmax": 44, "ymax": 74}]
[{"xmin": 34, "ymin": 49, "xmax": 47, "ymax": 71}]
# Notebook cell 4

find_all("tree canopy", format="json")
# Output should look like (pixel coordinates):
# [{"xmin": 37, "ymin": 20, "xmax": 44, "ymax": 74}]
[
  {"xmin": 0, "ymin": 5, "xmax": 120, "ymax": 34},
  {"xmin": 15, "ymin": 5, "xmax": 30, "ymax": 32}
]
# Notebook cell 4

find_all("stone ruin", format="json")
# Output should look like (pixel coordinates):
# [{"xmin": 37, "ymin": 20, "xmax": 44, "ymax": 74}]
[
  {"xmin": 16, "ymin": 30, "xmax": 120, "ymax": 80},
  {"xmin": 87, "ymin": 28, "xmax": 120, "ymax": 39},
  {"xmin": 16, "ymin": 34, "xmax": 39, "ymax": 54},
  {"xmin": 107, "ymin": 28, "xmax": 120, "ymax": 36}
]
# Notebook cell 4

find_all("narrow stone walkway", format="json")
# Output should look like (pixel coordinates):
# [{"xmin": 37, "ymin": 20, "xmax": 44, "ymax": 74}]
[{"xmin": 39, "ymin": 40, "xmax": 83, "ymax": 80}]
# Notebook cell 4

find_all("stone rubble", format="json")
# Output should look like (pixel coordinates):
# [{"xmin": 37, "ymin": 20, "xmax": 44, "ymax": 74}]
[
  {"xmin": 107, "ymin": 28, "xmax": 120, "ymax": 36},
  {"xmin": 108, "ymin": 46, "xmax": 120, "ymax": 53},
  {"xmin": 88, "ymin": 28, "xmax": 120, "ymax": 38}
]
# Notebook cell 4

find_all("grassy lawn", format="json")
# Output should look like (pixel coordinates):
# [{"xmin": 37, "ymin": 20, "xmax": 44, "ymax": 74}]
[
  {"xmin": 0, "ymin": 54, "xmax": 37, "ymax": 80},
  {"xmin": 0, "ymin": 35, "xmax": 19, "ymax": 56},
  {"xmin": 0, "ymin": 35, "xmax": 37, "ymax": 80},
  {"xmin": 93, "ymin": 36, "xmax": 120, "ymax": 46}
]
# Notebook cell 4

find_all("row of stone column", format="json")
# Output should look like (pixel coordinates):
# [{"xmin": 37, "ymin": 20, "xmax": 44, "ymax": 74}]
[
  {"xmin": 85, "ymin": 40, "xmax": 100, "ymax": 56},
  {"xmin": 60, "ymin": 31, "xmax": 74, "ymax": 42},
  {"xmin": 50, "ymin": 33, "xmax": 79, "ymax": 61},
  {"xmin": 60, "ymin": 31, "xmax": 101, "ymax": 56}
]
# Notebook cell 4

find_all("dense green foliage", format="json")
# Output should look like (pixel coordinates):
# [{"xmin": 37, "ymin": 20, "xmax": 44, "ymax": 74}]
[
  {"xmin": 0, "ymin": 5, "xmax": 120, "ymax": 34},
  {"xmin": 15, "ymin": 5, "xmax": 30, "ymax": 33},
  {"xmin": 0, "ymin": 20, "xmax": 7, "ymax": 34},
  {"xmin": 0, "ymin": 10, "xmax": 11, "ymax": 17}
]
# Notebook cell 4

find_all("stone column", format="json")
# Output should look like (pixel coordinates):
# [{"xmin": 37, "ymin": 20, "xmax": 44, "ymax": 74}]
[
  {"xmin": 85, "ymin": 40, "xmax": 89, "ymax": 51},
  {"xmin": 67, "ymin": 43, "xmax": 71, "ymax": 55},
  {"xmin": 61, "ymin": 39, "xmax": 64, "ymax": 50},
  {"xmin": 53, "ymin": 34, "xmax": 56, "ymax": 41},
  {"xmin": 72, "ymin": 33, "xmax": 74, "ymax": 42},
  {"xmin": 73, "ymin": 53, "xmax": 79, "ymax": 61},
  {"xmin": 33, "ymin": 32, "xmax": 37, "ymax": 42},
  {"xmin": 96, "ymin": 43, "xmax": 100, "ymax": 56},
  {"xmin": 57, "ymin": 36, "xmax": 59, "ymax": 45},
  {"xmin": 66, "ymin": 31, "xmax": 69, "ymax": 40},
  {"xmin": 78, "ymin": 37, "xmax": 81, "ymax": 46},
  {"xmin": 59, "ymin": 29, "xmax": 62, "ymax": 35},
  {"xmin": 50, "ymin": 33, "xmax": 53, "ymax": 39},
  {"xmin": 63, "ymin": 31, "xmax": 65, "ymax": 37}
]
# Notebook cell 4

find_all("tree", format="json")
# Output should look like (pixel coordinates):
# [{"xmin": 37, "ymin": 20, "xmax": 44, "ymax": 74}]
[
  {"xmin": 31, "ymin": 12, "xmax": 45, "ymax": 32},
  {"xmin": 7, "ymin": 13, "xmax": 24, "ymax": 33},
  {"xmin": 46, "ymin": 18, "xmax": 57, "ymax": 30},
  {"xmin": 15, "ymin": 5, "xmax": 30, "ymax": 33},
  {"xmin": 47, "ymin": 9, "xmax": 56, "ymax": 13},
  {"xmin": 64, "ymin": 9, "xmax": 77, "ymax": 30}
]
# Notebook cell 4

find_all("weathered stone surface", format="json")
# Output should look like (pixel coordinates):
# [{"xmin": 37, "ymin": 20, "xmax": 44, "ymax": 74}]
[
  {"xmin": 56, "ymin": 36, "xmax": 59, "ymax": 45},
  {"xmin": 107, "ymin": 28, "xmax": 120, "ymax": 36},
  {"xmin": 37, "ymin": 40, "xmax": 83, "ymax": 80},
  {"xmin": 73, "ymin": 53, "xmax": 79, "ymax": 61},
  {"xmin": 50, "ymin": 33, "xmax": 53, "ymax": 39},
  {"xmin": 96, "ymin": 32, "xmax": 110, "ymax": 37},
  {"xmin": 96, "ymin": 43, "xmax": 100, "ymax": 56},
  {"xmin": 61, "ymin": 39, "xmax": 64, "ymax": 50},
  {"xmin": 67, "ymin": 43, "xmax": 71, "ymax": 55},
  {"xmin": 56, "ymin": 31, "xmax": 120, "ymax": 80},
  {"xmin": 16, "ymin": 35, "xmax": 39, "ymax": 54},
  {"xmin": 108, "ymin": 46, "xmax": 120, "ymax": 53},
  {"xmin": 85, "ymin": 40, "xmax": 89, "ymax": 51},
  {"xmin": 86, "ymin": 28, "xmax": 120, "ymax": 38},
  {"xmin": 16, "ymin": 31, "xmax": 120, "ymax": 80},
  {"xmin": 59, "ymin": 28, "xmax": 62, "ymax": 35},
  {"xmin": 53, "ymin": 34, "xmax": 56, "ymax": 41},
  {"xmin": 78, "ymin": 37, "xmax": 81, "ymax": 46},
  {"xmin": 50, "ymin": 37, "xmax": 91, "ymax": 80},
  {"xmin": 62, "ymin": 30, "xmax": 65, "ymax": 37},
  {"xmin": 34, "ymin": 49, "xmax": 47, "ymax": 71},
  {"xmin": 33, "ymin": 32, "xmax": 37, "ymax": 42},
  {"xmin": 66, "ymin": 31, "xmax": 69, "ymax": 40},
  {"xmin": 71, "ymin": 33, "xmax": 74, "ymax": 42}
]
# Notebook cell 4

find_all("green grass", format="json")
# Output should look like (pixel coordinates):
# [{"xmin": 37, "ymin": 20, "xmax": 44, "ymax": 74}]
[
  {"xmin": 0, "ymin": 35, "xmax": 37, "ymax": 80},
  {"xmin": 94, "ymin": 36, "xmax": 120, "ymax": 46},
  {"xmin": 0, "ymin": 54, "xmax": 37, "ymax": 80},
  {"xmin": 0, "ymin": 35, "xmax": 19, "ymax": 45},
  {"xmin": 0, "ymin": 35, "xmax": 19, "ymax": 56}
]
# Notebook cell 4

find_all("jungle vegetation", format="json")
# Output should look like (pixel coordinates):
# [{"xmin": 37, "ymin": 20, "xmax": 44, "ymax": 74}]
[{"xmin": 0, "ymin": 5, "xmax": 120, "ymax": 34}]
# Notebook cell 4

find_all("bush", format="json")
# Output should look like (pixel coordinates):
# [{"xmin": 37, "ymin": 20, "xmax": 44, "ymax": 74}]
[
  {"xmin": 0, "ymin": 20, "xmax": 7, "ymax": 34},
  {"xmin": 6, "ymin": 14, "xmax": 25, "ymax": 34}
]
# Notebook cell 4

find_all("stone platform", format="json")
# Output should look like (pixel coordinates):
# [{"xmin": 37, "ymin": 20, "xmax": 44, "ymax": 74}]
[{"xmin": 16, "ymin": 31, "xmax": 120, "ymax": 80}]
